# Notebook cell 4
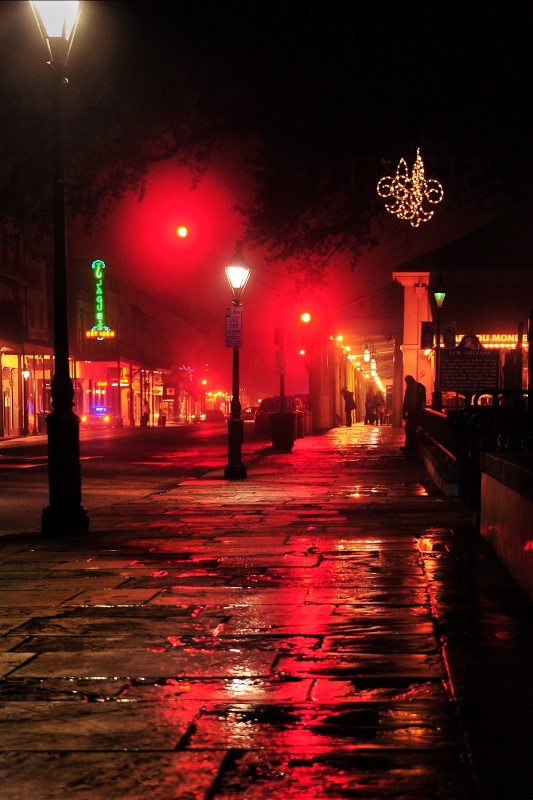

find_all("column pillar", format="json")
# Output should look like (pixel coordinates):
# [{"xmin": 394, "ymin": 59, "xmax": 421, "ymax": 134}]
[{"xmin": 392, "ymin": 271, "xmax": 431, "ymax": 401}]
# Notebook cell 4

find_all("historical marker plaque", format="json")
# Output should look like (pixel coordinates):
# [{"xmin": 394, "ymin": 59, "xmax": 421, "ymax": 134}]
[{"xmin": 439, "ymin": 336, "xmax": 500, "ymax": 392}]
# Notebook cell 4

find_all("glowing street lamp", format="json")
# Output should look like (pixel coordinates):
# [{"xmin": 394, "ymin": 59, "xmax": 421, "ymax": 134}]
[
  {"xmin": 432, "ymin": 275, "xmax": 446, "ymax": 412},
  {"xmin": 30, "ymin": 1, "xmax": 88, "ymax": 537},
  {"xmin": 22, "ymin": 367, "xmax": 30, "ymax": 436},
  {"xmin": 224, "ymin": 241, "xmax": 251, "ymax": 480},
  {"xmin": 225, "ymin": 244, "xmax": 250, "ymax": 304}
]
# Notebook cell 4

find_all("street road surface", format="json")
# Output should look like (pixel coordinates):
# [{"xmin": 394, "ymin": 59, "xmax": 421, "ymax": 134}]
[{"xmin": 0, "ymin": 422, "xmax": 260, "ymax": 537}]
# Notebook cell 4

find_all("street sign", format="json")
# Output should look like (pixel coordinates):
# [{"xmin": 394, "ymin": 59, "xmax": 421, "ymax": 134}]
[
  {"xmin": 275, "ymin": 348, "xmax": 286, "ymax": 375},
  {"xmin": 226, "ymin": 306, "xmax": 243, "ymax": 348}
]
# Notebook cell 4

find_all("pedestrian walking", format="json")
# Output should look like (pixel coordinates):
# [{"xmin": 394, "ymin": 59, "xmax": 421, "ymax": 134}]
[
  {"xmin": 364, "ymin": 385, "xmax": 375, "ymax": 425},
  {"xmin": 374, "ymin": 390, "xmax": 386, "ymax": 425},
  {"xmin": 401, "ymin": 375, "xmax": 426, "ymax": 451},
  {"xmin": 340, "ymin": 387, "xmax": 356, "ymax": 427},
  {"xmin": 141, "ymin": 399, "xmax": 150, "ymax": 428}
]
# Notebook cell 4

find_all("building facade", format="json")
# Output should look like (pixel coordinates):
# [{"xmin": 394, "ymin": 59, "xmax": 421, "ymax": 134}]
[{"xmin": 0, "ymin": 226, "xmax": 201, "ymax": 437}]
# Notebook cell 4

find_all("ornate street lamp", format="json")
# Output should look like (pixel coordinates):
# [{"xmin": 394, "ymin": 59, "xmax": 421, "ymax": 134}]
[
  {"xmin": 31, "ymin": 355, "xmax": 39, "ymax": 435},
  {"xmin": 224, "ymin": 241, "xmax": 251, "ymax": 480},
  {"xmin": 30, "ymin": 1, "xmax": 88, "ymax": 537},
  {"xmin": 22, "ymin": 366, "xmax": 30, "ymax": 436},
  {"xmin": 432, "ymin": 275, "xmax": 446, "ymax": 412}
]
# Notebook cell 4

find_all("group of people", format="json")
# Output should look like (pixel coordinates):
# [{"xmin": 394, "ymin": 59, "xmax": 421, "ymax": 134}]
[
  {"xmin": 340, "ymin": 375, "xmax": 426, "ymax": 454},
  {"xmin": 340, "ymin": 385, "xmax": 387, "ymax": 427},
  {"xmin": 364, "ymin": 385, "xmax": 387, "ymax": 426}
]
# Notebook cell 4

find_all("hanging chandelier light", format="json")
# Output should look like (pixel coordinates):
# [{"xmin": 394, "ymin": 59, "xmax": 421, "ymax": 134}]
[{"xmin": 377, "ymin": 148, "xmax": 444, "ymax": 228}]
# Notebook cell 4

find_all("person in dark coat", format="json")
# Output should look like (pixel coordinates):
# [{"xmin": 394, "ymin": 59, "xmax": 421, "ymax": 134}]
[
  {"xmin": 401, "ymin": 375, "xmax": 426, "ymax": 451},
  {"xmin": 141, "ymin": 400, "xmax": 150, "ymax": 428},
  {"xmin": 374, "ymin": 391, "xmax": 385, "ymax": 425},
  {"xmin": 340, "ymin": 387, "xmax": 356, "ymax": 427},
  {"xmin": 365, "ymin": 385, "xmax": 376, "ymax": 425}
]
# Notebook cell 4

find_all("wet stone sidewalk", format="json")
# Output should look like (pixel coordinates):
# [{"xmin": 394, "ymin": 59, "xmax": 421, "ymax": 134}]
[{"xmin": 1, "ymin": 424, "xmax": 533, "ymax": 799}]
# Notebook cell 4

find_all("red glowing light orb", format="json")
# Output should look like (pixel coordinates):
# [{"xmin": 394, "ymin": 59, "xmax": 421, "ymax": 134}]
[
  {"xmin": 176, "ymin": 226, "xmax": 188, "ymax": 238},
  {"xmin": 300, "ymin": 312, "xmax": 312, "ymax": 323}
]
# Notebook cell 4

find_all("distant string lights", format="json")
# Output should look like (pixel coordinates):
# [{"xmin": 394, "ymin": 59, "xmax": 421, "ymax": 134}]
[{"xmin": 377, "ymin": 148, "xmax": 444, "ymax": 227}]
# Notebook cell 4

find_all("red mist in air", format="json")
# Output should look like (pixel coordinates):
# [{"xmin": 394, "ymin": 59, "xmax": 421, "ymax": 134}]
[
  {"xmin": 73, "ymin": 159, "xmax": 316, "ymax": 397},
  {"xmin": 74, "ymin": 160, "xmax": 249, "ymax": 309}
]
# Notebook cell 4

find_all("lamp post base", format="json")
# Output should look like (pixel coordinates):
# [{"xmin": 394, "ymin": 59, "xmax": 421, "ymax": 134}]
[
  {"xmin": 224, "ymin": 462, "xmax": 247, "ymax": 480},
  {"xmin": 225, "ymin": 417, "xmax": 247, "ymax": 480},
  {"xmin": 42, "ymin": 410, "xmax": 89, "ymax": 538},
  {"xmin": 42, "ymin": 504, "xmax": 89, "ymax": 539}
]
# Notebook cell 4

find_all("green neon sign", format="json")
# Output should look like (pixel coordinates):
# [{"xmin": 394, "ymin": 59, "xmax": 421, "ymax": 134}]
[{"xmin": 86, "ymin": 259, "xmax": 116, "ymax": 340}]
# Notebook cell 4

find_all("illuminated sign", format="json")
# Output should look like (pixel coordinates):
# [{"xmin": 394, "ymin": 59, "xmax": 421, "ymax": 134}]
[
  {"xmin": 456, "ymin": 333, "xmax": 526, "ymax": 349},
  {"xmin": 85, "ymin": 259, "xmax": 116, "ymax": 340},
  {"xmin": 86, "ymin": 329, "xmax": 115, "ymax": 339}
]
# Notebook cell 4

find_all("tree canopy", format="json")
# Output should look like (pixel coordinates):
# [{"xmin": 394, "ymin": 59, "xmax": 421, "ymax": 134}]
[{"xmin": 1, "ymin": 0, "xmax": 531, "ymax": 286}]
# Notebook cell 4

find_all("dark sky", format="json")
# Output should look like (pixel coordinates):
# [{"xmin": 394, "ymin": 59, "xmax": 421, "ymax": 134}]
[
  {"xmin": 5, "ymin": 0, "xmax": 531, "ymax": 275},
  {"xmin": 75, "ymin": 2, "xmax": 531, "ymax": 287}
]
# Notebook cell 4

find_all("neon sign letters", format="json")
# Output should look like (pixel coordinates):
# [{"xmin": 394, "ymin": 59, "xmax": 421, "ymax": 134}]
[{"xmin": 86, "ymin": 259, "xmax": 116, "ymax": 340}]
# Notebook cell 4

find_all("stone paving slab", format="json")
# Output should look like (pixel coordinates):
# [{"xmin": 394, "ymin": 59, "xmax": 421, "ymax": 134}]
[
  {"xmin": 0, "ymin": 752, "xmax": 225, "ymax": 800},
  {"xmin": 0, "ymin": 620, "xmax": 33, "ymax": 638},
  {"xmin": 0, "ymin": 653, "xmax": 34, "ymax": 678},
  {"xmin": 209, "ymin": 749, "xmax": 473, "ymax": 800},
  {"xmin": 12, "ymin": 649, "xmax": 277, "ymax": 680},
  {"xmin": 0, "ymin": 591, "xmax": 85, "ymax": 607},
  {"xmin": 184, "ymin": 699, "xmax": 458, "ymax": 751},
  {"xmin": 0, "ymin": 699, "xmax": 204, "ymax": 751}
]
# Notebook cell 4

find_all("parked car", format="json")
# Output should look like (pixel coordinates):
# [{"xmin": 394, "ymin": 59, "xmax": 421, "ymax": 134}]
[
  {"xmin": 242, "ymin": 406, "xmax": 259, "ymax": 420},
  {"xmin": 80, "ymin": 406, "xmax": 119, "ymax": 428},
  {"xmin": 193, "ymin": 409, "xmax": 226, "ymax": 423},
  {"xmin": 254, "ymin": 396, "xmax": 304, "ymax": 437}
]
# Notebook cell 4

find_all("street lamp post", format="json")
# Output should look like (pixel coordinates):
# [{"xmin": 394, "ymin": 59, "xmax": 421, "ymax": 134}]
[
  {"xmin": 224, "ymin": 242, "xmax": 251, "ymax": 480},
  {"xmin": 31, "ymin": 355, "xmax": 39, "ymax": 435},
  {"xmin": 30, "ymin": 1, "xmax": 89, "ymax": 537},
  {"xmin": 0, "ymin": 349, "xmax": 5, "ymax": 439},
  {"xmin": 22, "ymin": 366, "xmax": 30, "ymax": 436},
  {"xmin": 432, "ymin": 276, "xmax": 446, "ymax": 412}
]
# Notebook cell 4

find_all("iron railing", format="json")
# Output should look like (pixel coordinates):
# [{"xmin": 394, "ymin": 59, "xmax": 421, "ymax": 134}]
[{"xmin": 419, "ymin": 391, "xmax": 532, "ymax": 507}]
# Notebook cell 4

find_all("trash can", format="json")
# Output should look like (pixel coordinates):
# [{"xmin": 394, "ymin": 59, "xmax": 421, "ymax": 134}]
[
  {"xmin": 270, "ymin": 411, "xmax": 296, "ymax": 452},
  {"xmin": 157, "ymin": 415, "xmax": 167, "ymax": 426},
  {"xmin": 295, "ymin": 410, "xmax": 304, "ymax": 438}
]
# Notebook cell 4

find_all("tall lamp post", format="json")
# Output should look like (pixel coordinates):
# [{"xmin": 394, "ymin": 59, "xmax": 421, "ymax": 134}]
[
  {"xmin": 432, "ymin": 276, "xmax": 446, "ymax": 412},
  {"xmin": 224, "ymin": 242, "xmax": 251, "ymax": 480},
  {"xmin": 31, "ymin": 355, "xmax": 39, "ymax": 435},
  {"xmin": 30, "ymin": 1, "xmax": 89, "ymax": 537},
  {"xmin": 22, "ymin": 366, "xmax": 30, "ymax": 436}
]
